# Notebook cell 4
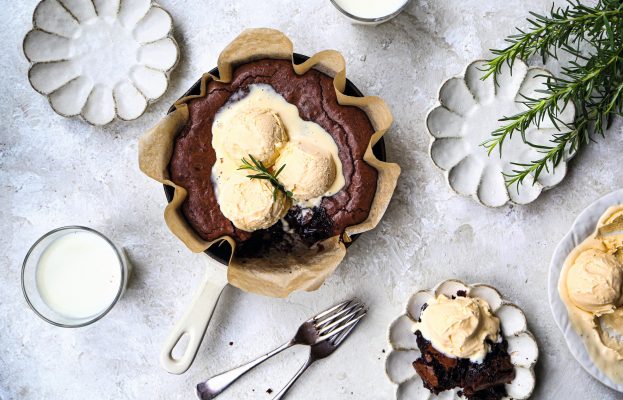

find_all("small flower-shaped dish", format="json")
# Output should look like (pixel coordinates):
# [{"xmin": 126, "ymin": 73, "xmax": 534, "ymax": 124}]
[
  {"xmin": 548, "ymin": 189, "xmax": 623, "ymax": 392},
  {"xmin": 23, "ymin": 0, "xmax": 179, "ymax": 125},
  {"xmin": 426, "ymin": 60, "xmax": 576, "ymax": 207},
  {"xmin": 386, "ymin": 279, "xmax": 539, "ymax": 400}
]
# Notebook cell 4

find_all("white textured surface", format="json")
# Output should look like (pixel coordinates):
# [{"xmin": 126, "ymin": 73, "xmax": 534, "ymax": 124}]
[{"xmin": 1, "ymin": 1, "xmax": 622, "ymax": 399}]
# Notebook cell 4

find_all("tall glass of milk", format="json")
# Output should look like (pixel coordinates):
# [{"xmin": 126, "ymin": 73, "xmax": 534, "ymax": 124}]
[
  {"xmin": 330, "ymin": 0, "xmax": 410, "ymax": 24},
  {"xmin": 22, "ymin": 226, "xmax": 130, "ymax": 327}
]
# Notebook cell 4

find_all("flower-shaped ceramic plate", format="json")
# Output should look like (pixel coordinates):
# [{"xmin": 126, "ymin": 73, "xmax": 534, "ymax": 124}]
[
  {"xmin": 426, "ymin": 60, "xmax": 576, "ymax": 207},
  {"xmin": 548, "ymin": 189, "xmax": 623, "ymax": 392},
  {"xmin": 386, "ymin": 279, "xmax": 539, "ymax": 400},
  {"xmin": 23, "ymin": 0, "xmax": 179, "ymax": 125}
]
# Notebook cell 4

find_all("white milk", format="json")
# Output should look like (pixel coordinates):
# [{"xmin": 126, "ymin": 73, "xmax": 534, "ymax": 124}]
[
  {"xmin": 333, "ymin": 0, "xmax": 407, "ymax": 19},
  {"xmin": 36, "ymin": 231, "xmax": 121, "ymax": 319}
]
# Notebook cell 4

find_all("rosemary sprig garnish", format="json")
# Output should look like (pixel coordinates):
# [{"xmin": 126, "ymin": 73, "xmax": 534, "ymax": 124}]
[
  {"xmin": 481, "ymin": 0, "xmax": 623, "ymax": 187},
  {"xmin": 238, "ymin": 154, "xmax": 293, "ymax": 200}
]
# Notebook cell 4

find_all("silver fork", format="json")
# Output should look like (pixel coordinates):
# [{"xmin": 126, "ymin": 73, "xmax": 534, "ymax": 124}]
[
  {"xmin": 196, "ymin": 299, "xmax": 366, "ymax": 400},
  {"xmin": 272, "ymin": 304, "xmax": 366, "ymax": 399}
]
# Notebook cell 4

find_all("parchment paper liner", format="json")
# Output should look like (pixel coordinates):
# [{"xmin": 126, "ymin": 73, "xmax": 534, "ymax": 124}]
[{"xmin": 139, "ymin": 28, "xmax": 401, "ymax": 297}]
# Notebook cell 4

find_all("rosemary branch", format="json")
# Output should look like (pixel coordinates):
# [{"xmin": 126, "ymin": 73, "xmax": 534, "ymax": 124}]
[
  {"xmin": 481, "ymin": 0, "xmax": 623, "ymax": 187},
  {"xmin": 238, "ymin": 154, "xmax": 293, "ymax": 200}
]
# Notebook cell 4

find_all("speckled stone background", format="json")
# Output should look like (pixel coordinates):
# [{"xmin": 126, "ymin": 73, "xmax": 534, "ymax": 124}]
[{"xmin": 1, "ymin": 1, "xmax": 622, "ymax": 399}]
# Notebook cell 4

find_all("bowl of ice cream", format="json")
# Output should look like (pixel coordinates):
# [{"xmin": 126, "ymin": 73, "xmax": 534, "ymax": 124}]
[
  {"xmin": 549, "ymin": 189, "xmax": 623, "ymax": 392},
  {"xmin": 386, "ymin": 279, "xmax": 538, "ymax": 400}
]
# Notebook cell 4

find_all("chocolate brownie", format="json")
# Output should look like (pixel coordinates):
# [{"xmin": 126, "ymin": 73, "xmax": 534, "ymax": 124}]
[
  {"xmin": 169, "ymin": 59, "xmax": 378, "ymax": 248},
  {"xmin": 413, "ymin": 331, "xmax": 515, "ymax": 400}
]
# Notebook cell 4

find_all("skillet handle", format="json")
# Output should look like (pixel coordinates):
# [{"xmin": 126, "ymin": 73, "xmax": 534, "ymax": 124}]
[{"xmin": 160, "ymin": 256, "xmax": 228, "ymax": 374}]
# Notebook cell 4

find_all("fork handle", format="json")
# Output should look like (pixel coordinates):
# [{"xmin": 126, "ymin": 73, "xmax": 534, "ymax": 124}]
[
  {"xmin": 196, "ymin": 341, "xmax": 293, "ymax": 400},
  {"xmin": 272, "ymin": 357, "xmax": 314, "ymax": 400}
]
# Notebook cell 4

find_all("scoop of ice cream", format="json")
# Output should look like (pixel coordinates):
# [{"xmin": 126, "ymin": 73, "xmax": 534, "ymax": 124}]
[
  {"xmin": 274, "ymin": 141, "xmax": 337, "ymax": 201},
  {"xmin": 602, "ymin": 210, "xmax": 623, "ymax": 226},
  {"xmin": 222, "ymin": 108, "xmax": 287, "ymax": 166},
  {"xmin": 600, "ymin": 211, "xmax": 623, "ymax": 258},
  {"xmin": 217, "ymin": 175, "xmax": 291, "ymax": 232},
  {"xmin": 414, "ymin": 294, "xmax": 500, "ymax": 361},
  {"xmin": 598, "ymin": 308, "xmax": 623, "ymax": 355},
  {"xmin": 567, "ymin": 249, "xmax": 623, "ymax": 315}
]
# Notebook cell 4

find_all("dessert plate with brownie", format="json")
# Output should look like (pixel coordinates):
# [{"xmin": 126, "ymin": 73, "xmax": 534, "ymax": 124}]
[
  {"xmin": 386, "ymin": 279, "xmax": 538, "ymax": 400},
  {"xmin": 138, "ymin": 28, "xmax": 400, "ymax": 373},
  {"xmin": 549, "ymin": 189, "xmax": 623, "ymax": 392}
]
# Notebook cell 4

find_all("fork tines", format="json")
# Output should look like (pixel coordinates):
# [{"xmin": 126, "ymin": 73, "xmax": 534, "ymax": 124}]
[{"xmin": 313, "ymin": 299, "xmax": 366, "ymax": 343}]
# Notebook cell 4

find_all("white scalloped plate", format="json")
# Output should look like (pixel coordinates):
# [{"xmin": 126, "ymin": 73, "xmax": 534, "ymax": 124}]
[
  {"xmin": 548, "ymin": 189, "xmax": 623, "ymax": 392},
  {"xmin": 23, "ymin": 0, "xmax": 179, "ymax": 125},
  {"xmin": 386, "ymin": 279, "xmax": 539, "ymax": 400},
  {"xmin": 426, "ymin": 60, "xmax": 576, "ymax": 207}
]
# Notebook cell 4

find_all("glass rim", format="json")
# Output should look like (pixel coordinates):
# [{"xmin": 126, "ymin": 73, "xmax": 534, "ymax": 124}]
[
  {"xmin": 21, "ymin": 225, "xmax": 126, "ymax": 328},
  {"xmin": 329, "ymin": 0, "xmax": 410, "ymax": 23}
]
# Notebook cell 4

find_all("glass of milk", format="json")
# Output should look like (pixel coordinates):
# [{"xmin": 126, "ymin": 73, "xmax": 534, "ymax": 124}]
[
  {"xmin": 330, "ymin": 0, "xmax": 411, "ymax": 25},
  {"xmin": 22, "ymin": 226, "xmax": 130, "ymax": 327}
]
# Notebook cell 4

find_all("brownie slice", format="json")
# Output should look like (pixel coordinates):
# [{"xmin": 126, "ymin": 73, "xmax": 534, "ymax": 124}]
[
  {"xmin": 413, "ymin": 331, "xmax": 462, "ymax": 393},
  {"xmin": 412, "ymin": 331, "xmax": 515, "ymax": 400}
]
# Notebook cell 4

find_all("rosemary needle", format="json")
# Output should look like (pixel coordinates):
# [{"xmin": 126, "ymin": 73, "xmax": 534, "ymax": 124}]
[{"xmin": 238, "ymin": 154, "xmax": 293, "ymax": 201}]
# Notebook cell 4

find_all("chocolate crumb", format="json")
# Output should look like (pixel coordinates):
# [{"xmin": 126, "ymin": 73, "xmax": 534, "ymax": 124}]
[
  {"xmin": 266, "ymin": 388, "xmax": 273, "ymax": 394},
  {"xmin": 229, "ymin": 342, "xmax": 234, "ymax": 346},
  {"xmin": 456, "ymin": 290, "xmax": 467, "ymax": 297}
]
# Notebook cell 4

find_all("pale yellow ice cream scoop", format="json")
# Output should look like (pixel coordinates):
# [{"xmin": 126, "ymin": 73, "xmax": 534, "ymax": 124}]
[
  {"xmin": 598, "ymin": 308, "xmax": 623, "ymax": 355},
  {"xmin": 217, "ymin": 175, "xmax": 291, "ymax": 232},
  {"xmin": 219, "ymin": 108, "xmax": 287, "ymax": 166},
  {"xmin": 599, "ymin": 211, "xmax": 623, "ymax": 261},
  {"xmin": 274, "ymin": 141, "xmax": 337, "ymax": 201},
  {"xmin": 414, "ymin": 295, "xmax": 500, "ymax": 362},
  {"xmin": 567, "ymin": 249, "xmax": 623, "ymax": 315}
]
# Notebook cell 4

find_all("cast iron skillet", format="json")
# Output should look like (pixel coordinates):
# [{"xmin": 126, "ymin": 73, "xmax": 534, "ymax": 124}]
[{"xmin": 164, "ymin": 53, "xmax": 387, "ymax": 265}]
